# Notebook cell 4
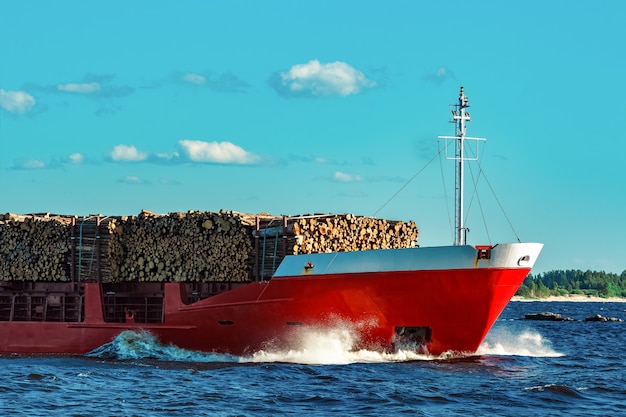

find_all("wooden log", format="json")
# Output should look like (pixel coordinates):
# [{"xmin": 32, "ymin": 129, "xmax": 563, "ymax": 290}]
[{"xmin": 1, "ymin": 210, "xmax": 419, "ymax": 283}]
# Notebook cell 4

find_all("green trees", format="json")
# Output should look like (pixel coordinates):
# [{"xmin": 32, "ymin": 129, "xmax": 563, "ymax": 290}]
[{"xmin": 516, "ymin": 269, "xmax": 626, "ymax": 299}]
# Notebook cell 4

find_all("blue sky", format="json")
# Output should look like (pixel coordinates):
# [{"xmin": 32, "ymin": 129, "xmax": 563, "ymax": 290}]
[{"xmin": 1, "ymin": 1, "xmax": 625, "ymax": 275}]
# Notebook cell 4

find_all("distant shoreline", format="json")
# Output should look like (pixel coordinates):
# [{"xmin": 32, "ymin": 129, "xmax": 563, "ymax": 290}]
[{"xmin": 512, "ymin": 295, "xmax": 626, "ymax": 303}]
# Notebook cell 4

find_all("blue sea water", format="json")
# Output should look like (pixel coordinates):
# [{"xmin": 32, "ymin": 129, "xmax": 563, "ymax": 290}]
[{"xmin": 1, "ymin": 301, "xmax": 625, "ymax": 416}]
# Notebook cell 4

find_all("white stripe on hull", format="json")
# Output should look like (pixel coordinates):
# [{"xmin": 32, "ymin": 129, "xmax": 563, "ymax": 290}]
[{"xmin": 273, "ymin": 243, "xmax": 543, "ymax": 277}]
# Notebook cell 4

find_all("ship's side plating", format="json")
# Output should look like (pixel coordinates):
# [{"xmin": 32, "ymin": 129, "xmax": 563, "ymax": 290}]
[
  {"xmin": 157, "ymin": 242, "xmax": 542, "ymax": 355},
  {"xmin": 0, "ymin": 243, "xmax": 540, "ymax": 355}
]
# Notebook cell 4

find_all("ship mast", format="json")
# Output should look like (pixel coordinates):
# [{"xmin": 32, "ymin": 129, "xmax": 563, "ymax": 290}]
[{"xmin": 439, "ymin": 87, "xmax": 486, "ymax": 246}]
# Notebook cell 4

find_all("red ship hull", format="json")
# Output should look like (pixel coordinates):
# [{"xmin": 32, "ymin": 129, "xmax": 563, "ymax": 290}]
[
  {"xmin": 0, "ymin": 88, "xmax": 544, "ymax": 358},
  {"xmin": 0, "ymin": 243, "xmax": 542, "ymax": 356}
]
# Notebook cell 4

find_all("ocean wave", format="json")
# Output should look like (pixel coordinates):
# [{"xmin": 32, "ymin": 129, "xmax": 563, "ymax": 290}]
[
  {"xmin": 86, "ymin": 329, "xmax": 446, "ymax": 365},
  {"xmin": 87, "ymin": 324, "xmax": 564, "ymax": 366},
  {"xmin": 525, "ymin": 383, "xmax": 584, "ymax": 398},
  {"xmin": 86, "ymin": 330, "xmax": 239, "ymax": 363}
]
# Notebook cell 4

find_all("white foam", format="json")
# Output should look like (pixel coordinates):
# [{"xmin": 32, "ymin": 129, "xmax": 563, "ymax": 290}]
[
  {"xmin": 477, "ymin": 327, "xmax": 564, "ymax": 357},
  {"xmin": 241, "ymin": 324, "xmax": 434, "ymax": 365},
  {"xmin": 93, "ymin": 326, "xmax": 557, "ymax": 365}
]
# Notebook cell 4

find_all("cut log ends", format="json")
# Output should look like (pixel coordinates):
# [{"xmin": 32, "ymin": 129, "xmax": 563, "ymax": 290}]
[{"xmin": 1, "ymin": 211, "xmax": 419, "ymax": 283}]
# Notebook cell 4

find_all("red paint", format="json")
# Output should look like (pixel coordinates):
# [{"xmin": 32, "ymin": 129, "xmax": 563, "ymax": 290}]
[{"xmin": 1, "ymin": 267, "xmax": 530, "ymax": 356}]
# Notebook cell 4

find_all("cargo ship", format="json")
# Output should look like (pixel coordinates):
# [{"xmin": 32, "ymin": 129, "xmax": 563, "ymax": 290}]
[{"xmin": 0, "ymin": 87, "xmax": 542, "ymax": 356}]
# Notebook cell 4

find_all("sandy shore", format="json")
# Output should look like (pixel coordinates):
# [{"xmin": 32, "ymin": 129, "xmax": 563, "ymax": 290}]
[{"xmin": 512, "ymin": 295, "xmax": 626, "ymax": 302}]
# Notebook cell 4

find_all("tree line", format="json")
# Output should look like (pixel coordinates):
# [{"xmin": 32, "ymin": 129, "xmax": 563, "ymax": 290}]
[{"xmin": 516, "ymin": 269, "xmax": 626, "ymax": 299}]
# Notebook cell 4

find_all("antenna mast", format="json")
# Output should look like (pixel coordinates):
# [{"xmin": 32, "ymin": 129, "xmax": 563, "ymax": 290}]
[{"xmin": 438, "ymin": 87, "xmax": 486, "ymax": 246}]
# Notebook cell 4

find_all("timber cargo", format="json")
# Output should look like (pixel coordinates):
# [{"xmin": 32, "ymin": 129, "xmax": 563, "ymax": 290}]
[{"xmin": 0, "ymin": 210, "xmax": 419, "ymax": 284}]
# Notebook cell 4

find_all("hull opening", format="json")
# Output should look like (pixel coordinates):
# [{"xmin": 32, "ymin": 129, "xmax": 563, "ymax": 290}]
[{"xmin": 393, "ymin": 326, "xmax": 432, "ymax": 352}]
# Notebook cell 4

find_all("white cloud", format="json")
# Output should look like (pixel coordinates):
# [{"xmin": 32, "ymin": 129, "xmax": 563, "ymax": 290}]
[
  {"xmin": 0, "ymin": 89, "xmax": 36, "ymax": 113},
  {"xmin": 279, "ymin": 60, "xmax": 375, "ymax": 96},
  {"xmin": 14, "ymin": 159, "xmax": 45, "ymax": 169},
  {"xmin": 156, "ymin": 151, "xmax": 180, "ymax": 161},
  {"xmin": 110, "ymin": 145, "xmax": 148, "ymax": 162},
  {"xmin": 183, "ymin": 73, "xmax": 206, "ymax": 85},
  {"xmin": 424, "ymin": 66, "xmax": 455, "ymax": 85},
  {"xmin": 122, "ymin": 175, "xmax": 145, "ymax": 184},
  {"xmin": 334, "ymin": 171, "xmax": 362, "ymax": 182},
  {"xmin": 58, "ymin": 82, "xmax": 101, "ymax": 93},
  {"xmin": 178, "ymin": 140, "xmax": 260, "ymax": 164},
  {"xmin": 68, "ymin": 153, "xmax": 84, "ymax": 164},
  {"xmin": 158, "ymin": 178, "xmax": 181, "ymax": 185}
]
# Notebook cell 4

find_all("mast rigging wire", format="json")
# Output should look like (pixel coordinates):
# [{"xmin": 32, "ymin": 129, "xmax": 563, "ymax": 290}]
[
  {"xmin": 372, "ymin": 138, "xmax": 522, "ymax": 245},
  {"xmin": 372, "ymin": 147, "xmax": 443, "ymax": 218}
]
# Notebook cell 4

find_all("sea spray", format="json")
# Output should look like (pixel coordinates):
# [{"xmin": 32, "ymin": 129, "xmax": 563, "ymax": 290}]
[
  {"xmin": 86, "ymin": 325, "xmax": 559, "ymax": 366},
  {"xmin": 242, "ymin": 320, "xmax": 436, "ymax": 364},
  {"xmin": 86, "ymin": 328, "xmax": 438, "ymax": 365},
  {"xmin": 477, "ymin": 327, "xmax": 563, "ymax": 357},
  {"xmin": 86, "ymin": 331, "xmax": 239, "ymax": 363}
]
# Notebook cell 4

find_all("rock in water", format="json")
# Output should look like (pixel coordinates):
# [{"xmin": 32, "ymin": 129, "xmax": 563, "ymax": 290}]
[{"xmin": 525, "ymin": 312, "xmax": 574, "ymax": 321}]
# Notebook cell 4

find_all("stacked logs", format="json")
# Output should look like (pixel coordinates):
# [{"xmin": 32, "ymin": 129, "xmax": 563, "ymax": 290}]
[
  {"xmin": 289, "ymin": 214, "xmax": 418, "ymax": 254},
  {"xmin": 251, "ymin": 213, "xmax": 419, "ymax": 280},
  {"xmin": 0, "ymin": 210, "xmax": 419, "ymax": 283},
  {"xmin": 107, "ymin": 210, "xmax": 254, "ymax": 283},
  {"xmin": 0, "ymin": 213, "xmax": 72, "ymax": 281}
]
